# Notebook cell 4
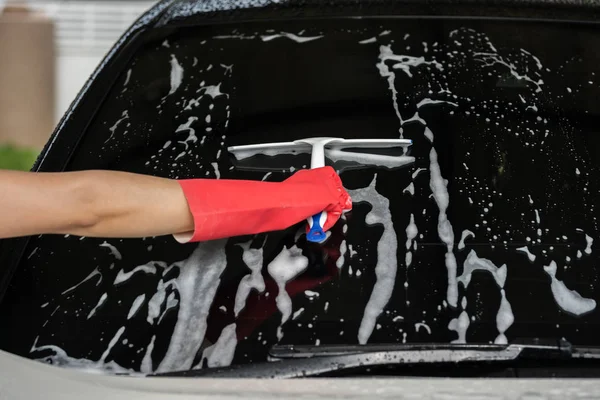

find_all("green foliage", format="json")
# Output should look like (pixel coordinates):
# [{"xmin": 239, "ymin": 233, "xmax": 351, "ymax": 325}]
[{"xmin": 0, "ymin": 144, "xmax": 39, "ymax": 171}]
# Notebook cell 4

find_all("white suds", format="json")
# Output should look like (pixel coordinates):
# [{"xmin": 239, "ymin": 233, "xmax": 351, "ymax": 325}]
[
  {"xmin": 458, "ymin": 250, "xmax": 507, "ymax": 289},
  {"xmin": 168, "ymin": 54, "xmax": 184, "ymax": 95},
  {"xmin": 543, "ymin": 261, "xmax": 596, "ymax": 316},
  {"xmin": 428, "ymin": 134, "xmax": 458, "ymax": 307},
  {"xmin": 104, "ymin": 110, "xmax": 129, "ymax": 144},
  {"xmin": 379, "ymin": 44, "xmax": 442, "ymax": 79},
  {"xmin": 140, "ymin": 335, "xmax": 156, "ymax": 374},
  {"xmin": 377, "ymin": 45, "xmax": 439, "ymax": 135},
  {"xmin": 448, "ymin": 311, "xmax": 470, "ymax": 343},
  {"xmin": 412, "ymin": 168, "xmax": 426, "ymax": 179},
  {"xmin": 326, "ymin": 149, "xmax": 415, "ymax": 169},
  {"xmin": 31, "ymin": 338, "xmax": 134, "ymax": 375},
  {"xmin": 414, "ymin": 322, "xmax": 431, "ymax": 335},
  {"xmin": 99, "ymin": 241, "xmax": 122, "ymax": 260},
  {"xmin": 158, "ymin": 292, "xmax": 178, "ymax": 324},
  {"xmin": 233, "ymin": 244, "xmax": 265, "ymax": 316},
  {"xmin": 28, "ymin": 247, "xmax": 38, "ymax": 259},
  {"xmin": 349, "ymin": 176, "xmax": 398, "ymax": 344},
  {"xmin": 292, "ymin": 308, "xmax": 304, "ymax": 320},
  {"xmin": 100, "ymin": 326, "xmax": 126, "ymax": 363},
  {"xmin": 87, "ymin": 293, "xmax": 108, "ymax": 319},
  {"xmin": 359, "ymin": 37, "xmax": 377, "ymax": 44},
  {"xmin": 156, "ymin": 241, "xmax": 228, "ymax": 373},
  {"xmin": 127, "ymin": 294, "xmax": 146, "ymax": 320},
  {"xmin": 458, "ymin": 229, "xmax": 475, "ymax": 250},
  {"xmin": 61, "ymin": 267, "xmax": 102, "ymax": 295},
  {"xmin": 261, "ymin": 32, "xmax": 323, "ymax": 43},
  {"xmin": 203, "ymin": 324, "xmax": 238, "ymax": 368},
  {"xmin": 494, "ymin": 289, "xmax": 514, "ymax": 345},
  {"xmin": 405, "ymin": 214, "xmax": 418, "ymax": 267},
  {"xmin": 114, "ymin": 262, "xmax": 160, "ymax": 285},
  {"xmin": 473, "ymin": 51, "xmax": 544, "ymax": 92},
  {"xmin": 416, "ymin": 98, "xmax": 458, "ymax": 108},
  {"xmin": 336, "ymin": 240, "xmax": 347, "ymax": 269},
  {"xmin": 585, "ymin": 234, "xmax": 594, "ymax": 255},
  {"xmin": 147, "ymin": 279, "xmax": 171, "ymax": 324},
  {"xmin": 516, "ymin": 246, "xmax": 536, "ymax": 262},
  {"xmin": 348, "ymin": 244, "xmax": 357, "ymax": 258},
  {"xmin": 211, "ymin": 162, "xmax": 221, "ymax": 179},
  {"xmin": 268, "ymin": 246, "xmax": 309, "ymax": 340},
  {"xmin": 123, "ymin": 68, "xmax": 132, "ymax": 87},
  {"xmin": 176, "ymin": 116, "xmax": 199, "ymax": 150}
]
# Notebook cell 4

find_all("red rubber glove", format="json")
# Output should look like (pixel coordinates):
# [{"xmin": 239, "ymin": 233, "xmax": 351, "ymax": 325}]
[{"xmin": 173, "ymin": 166, "xmax": 352, "ymax": 243}]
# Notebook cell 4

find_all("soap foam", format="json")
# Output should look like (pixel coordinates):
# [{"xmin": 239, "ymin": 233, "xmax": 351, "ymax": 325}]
[
  {"xmin": 516, "ymin": 246, "xmax": 536, "ymax": 262},
  {"xmin": 448, "ymin": 311, "xmax": 470, "ymax": 343},
  {"xmin": 336, "ymin": 240, "xmax": 347, "ymax": 269},
  {"xmin": 61, "ymin": 267, "xmax": 102, "ymax": 295},
  {"xmin": 348, "ymin": 176, "xmax": 398, "ymax": 344},
  {"xmin": 494, "ymin": 289, "xmax": 514, "ymax": 345},
  {"xmin": 458, "ymin": 229, "xmax": 475, "ymax": 250},
  {"xmin": 168, "ymin": 54, "xmax": 184, "ymax": 95},
  {"xmin": 405, "ymin": 214, "xmax": 418, "ymax": 267},
  {"xmin": 99, "ymin": 241, "xmax": 122, "ymax": 260},
  {"xmin": 543, "ymin": 261, "xmax": 596, "ymax": 316},
  {"xmin": 175, "ymin": 116, "xmax": 199, "ymax": 150},
  {"xmin": 267, "ymin": 246, "xmax": 309, "ymax": 340},
  {"xmin": 114, "ymin": 262, "xmax": 162, "ymax": 285},
  {"xmin": 87, "ymin": 293, "xmax": 107, "ymax": 319},
  {"xmin": 156, "ymin": 241, "xmax": 228, "ymax": 373},
  {"xmin": 585, "ymin": 234, "xmax": 594, "ymax": 255},
  {"xmin": 428, "ymin": 135, "xmax": 458, "ymax": 307},
  {"xmin": 261, "ymin": 32, "xmax": 323, "ymax": 43},
  {"xmin": 140, "ymin": 335, "xmax": 156, "ymax": 374},
  {"xmin": 31, "ymin": 337, "xmax": 136, "ymax": 375},
  {"xmin": 127, "ymin": 294, "xmax": 146, "ymax": 320},
  {"xmin": 203, "ymin": 323, "xmax": 238, "ymax": 368},
  {"xmin": 233, "ymin": 243, "xmax": 265, "ymax": 316},
  {"xmin": 104, "ymin": 111, "xmax": 129, "ymax": 145},
  {"xmin": 458, "ymin": 250, "xmax": 507, "ymax": 289}
]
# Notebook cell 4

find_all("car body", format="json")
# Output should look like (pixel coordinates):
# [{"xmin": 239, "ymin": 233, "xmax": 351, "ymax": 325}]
[{"xmin": 1, "ymin": 0, "xmax": 600, "ymax": 396}]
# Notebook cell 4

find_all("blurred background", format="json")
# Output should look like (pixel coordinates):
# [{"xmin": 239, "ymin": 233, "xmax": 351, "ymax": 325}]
[{"xmin": 0, "ymin": 0, "xmax": 156, "ymax": 169}]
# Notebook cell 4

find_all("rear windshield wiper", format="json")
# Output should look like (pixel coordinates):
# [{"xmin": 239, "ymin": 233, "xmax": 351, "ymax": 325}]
[{"xmin": 158, "ymin": 339, "xmax": 600, "ymax": 378}]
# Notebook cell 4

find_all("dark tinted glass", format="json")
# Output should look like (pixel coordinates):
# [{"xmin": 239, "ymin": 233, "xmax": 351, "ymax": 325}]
[{"xmin": 1, "ymin": 17, "xmax": 600, "ymax": 374}]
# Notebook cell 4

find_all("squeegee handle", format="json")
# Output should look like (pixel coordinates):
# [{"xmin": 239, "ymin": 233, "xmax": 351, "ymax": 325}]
[
  {"xmin": 305, "ymin": 142, "xmax": 329, "ymax": 243},
  {"xmin": 306, "ymin": 211, "xmax": 328, "ymax": 243}
]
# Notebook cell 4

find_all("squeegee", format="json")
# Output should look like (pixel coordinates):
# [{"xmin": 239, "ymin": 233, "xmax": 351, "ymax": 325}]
[{"xmin": 228, "ymin": 137, "xmax": 414, "ymax": 243}]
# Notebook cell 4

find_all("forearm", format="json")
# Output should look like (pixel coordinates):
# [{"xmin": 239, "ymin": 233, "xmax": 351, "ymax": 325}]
[
  {"xmin": 0, "ymin": 166, "xmax": 351, "ymax": 242},
  {"xmin": 0, "ymin": 170, "xmax": 193, "ymax": 239}
]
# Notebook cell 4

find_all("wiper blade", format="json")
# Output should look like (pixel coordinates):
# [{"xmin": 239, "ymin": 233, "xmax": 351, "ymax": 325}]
[
  {"xmin": 158, "ymin": 339, "xmax": 600, "ymax": 378},
  {"xmin": 269, "ymin": 341, "xmax": 567, "ymax": 361}
]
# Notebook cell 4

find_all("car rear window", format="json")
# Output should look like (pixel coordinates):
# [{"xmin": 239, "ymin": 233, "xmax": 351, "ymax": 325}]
[{"xmin": 1, "ymin": 16, "xmax": 599, "ymax": 374}]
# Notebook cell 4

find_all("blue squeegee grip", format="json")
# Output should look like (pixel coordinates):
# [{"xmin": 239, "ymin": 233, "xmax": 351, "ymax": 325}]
[{"xmin": 306, "ymin": 211, "xmax": 328, "ymax": 243}]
